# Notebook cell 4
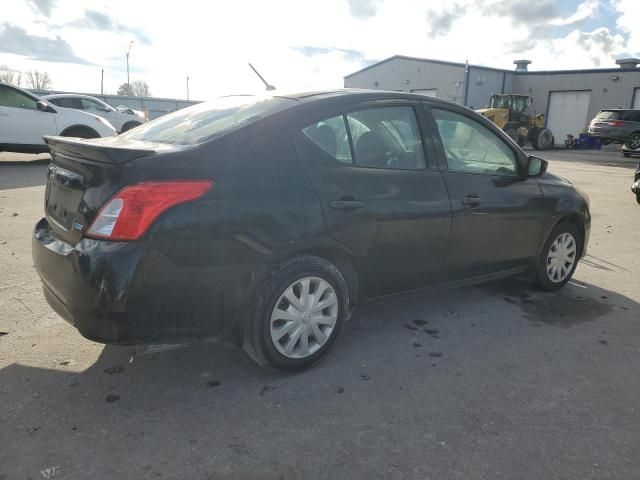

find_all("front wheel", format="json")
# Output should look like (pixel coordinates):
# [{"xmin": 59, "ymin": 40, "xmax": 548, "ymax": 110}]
[
  {"xmin": 535, "ymin": 223, "xmax": 581, "ymax": 291},
  {"xmin": 625, "ymin": 132, "xmax": 640, "ymax": 150},
  {"xmin": 244, "ymin": 255, "xmax": 349, "ymax": 371},
  {"xmin": 636, "ymin": 193, "xmax": 640, "ymax": 205},
  {"xmin": 531, "ymin": 127, "xmax": 554, "ymax": 150}
]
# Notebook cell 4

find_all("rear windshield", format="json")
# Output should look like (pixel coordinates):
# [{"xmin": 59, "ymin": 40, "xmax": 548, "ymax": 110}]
[
  {"xmin": 120, "ymin": 95, "xmax": 296, "ymax": 145},
  {"xmin": 595, "ymin": 110, "xmax": 622, "ymax": 120}
]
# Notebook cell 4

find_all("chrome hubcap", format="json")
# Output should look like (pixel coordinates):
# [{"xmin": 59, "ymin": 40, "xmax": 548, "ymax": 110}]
[
  {"xmin": 546, "ymin": 232, "xmax": 577, "ymax": 283},
  {"xmin": 270, "ymin": 277, "xmax": 338, "ymax": 359}
]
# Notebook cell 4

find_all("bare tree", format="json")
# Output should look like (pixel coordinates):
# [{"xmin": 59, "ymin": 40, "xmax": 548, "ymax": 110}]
[
  {"xmin": 25, "ymin": 70, "xmax": 52, "ymax": 90},
  {"xmin": 117, "ymin": 82, "xmax": 134, "ymax": 96},
  {"xmin": 130, "ymin": 80, "xmax": 150, "ymax": 97},
  {"xmin": 0, "ymin": 66, "xmax": 22, "ymax": 86}
]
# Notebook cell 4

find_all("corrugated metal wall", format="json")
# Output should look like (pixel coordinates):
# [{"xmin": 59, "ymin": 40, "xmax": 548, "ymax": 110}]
[
  {"xmin": 345, "ymin": 58, "xmax": 640, "ymax": 129},
  {"xmin": 345, "ymin": 57, "xmax": 466, "ymax": 102},
  {"xmin": 465, "ymin": 67, "xmax": 506, "ymax": 109},
  {"xmin": 512, "ymin": 71, "xmax": 640, "ymax": 126}
]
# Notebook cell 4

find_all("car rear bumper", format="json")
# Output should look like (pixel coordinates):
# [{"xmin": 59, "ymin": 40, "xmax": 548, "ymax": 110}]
[
  {"xmin": 588, "ymin": 126, "xmax": 628, "ymax": 142},
  {"xmin": 32, "ymin": 218, "xmax": 266, "ymax": 345}
]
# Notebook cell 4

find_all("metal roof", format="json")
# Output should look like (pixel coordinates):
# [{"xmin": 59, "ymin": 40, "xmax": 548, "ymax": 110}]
[{"xmin": 344, "ymin": 55, "xmax": 640, "ymax": 79}]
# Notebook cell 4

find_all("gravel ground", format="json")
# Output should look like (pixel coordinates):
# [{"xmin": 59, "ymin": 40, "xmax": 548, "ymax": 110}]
[{"xmin": 1, "ymin": 149, "xmax": 639, "ymax": 480}]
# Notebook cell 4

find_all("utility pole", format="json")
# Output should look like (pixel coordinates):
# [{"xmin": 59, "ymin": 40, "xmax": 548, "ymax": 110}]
[
  {"xmin": 101, "ymin": 68, "xmax": 104, "ymax": 95},
  {"xmin": 126, "ymin": 40, "xmax": 134, "ymax": 87},
  {"xmin": 186, "ymin": 75, "xmax": 190, "ymax": 100}
]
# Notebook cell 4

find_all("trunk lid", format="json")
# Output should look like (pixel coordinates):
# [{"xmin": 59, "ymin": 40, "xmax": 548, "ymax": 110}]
[{"xmin": 43, "ymin": 136, "xmax": 170, "ymax": 244}]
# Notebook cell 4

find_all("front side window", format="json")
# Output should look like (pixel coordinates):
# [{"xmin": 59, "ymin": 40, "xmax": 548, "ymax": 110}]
[
  {"xmin": 0, "ymin": 85, "xmax": 37, "ymax": 110},
  {"xmin": 432, "ymin": 108, "xmax": 518, "ymax": 176},
  {"xmin": 302, "ymin": 106, "xmax": 426, "ymax": 170}
]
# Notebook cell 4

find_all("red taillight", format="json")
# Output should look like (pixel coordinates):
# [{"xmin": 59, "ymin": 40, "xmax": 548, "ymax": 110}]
[
  {"xmin": 85, "ymin": 180, "xmax": 213, "ymax": 241},
  {"xmin": 606, "ymin": 121, "xmax": 625, "ymax": 127}
]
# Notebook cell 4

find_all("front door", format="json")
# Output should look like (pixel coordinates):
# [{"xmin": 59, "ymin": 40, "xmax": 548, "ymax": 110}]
[
  {"xmin": 426, "ymin": 104, "xmax": 547, "ymax": 281},
  {"xmin": 0, "ymin": 84, "xmax": 56, "ymax": 146},
  {"xmin": 291, "ymin": 100, "xmax": 452, "ymax": 297}
]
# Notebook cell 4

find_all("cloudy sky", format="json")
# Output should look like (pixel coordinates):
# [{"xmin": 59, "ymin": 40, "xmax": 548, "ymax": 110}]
[{"xmin": 1, "ymin": 0, "xmax": 638, "ymax": 100}]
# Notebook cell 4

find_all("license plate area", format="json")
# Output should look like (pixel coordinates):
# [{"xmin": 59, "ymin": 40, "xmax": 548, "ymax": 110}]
[{"xmin": 46, "ymin": 183, "xmax": 79, "ymax": 231}]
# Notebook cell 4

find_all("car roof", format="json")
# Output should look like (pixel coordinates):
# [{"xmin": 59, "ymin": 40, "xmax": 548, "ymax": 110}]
[
  {"xmin": 260, "ymin": 88, "xmax": 461, "ymax": 112},
  {"xmin": 43, "ymin": 93, "xmax": 101, "ymax": 100}
]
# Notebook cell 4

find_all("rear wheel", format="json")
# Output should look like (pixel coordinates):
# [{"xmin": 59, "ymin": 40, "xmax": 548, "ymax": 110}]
[
  {"xmin": 625, "ymin": 132, "xmax": 640, "ymax": 150},
  {"xmin": 531, "ymin": 127, "xmax": 554, "ymax": 150},
  {"xmin": 243, "ymin": 255, "xmax": 349, "ymax": 371},
  {"xmin": 535, "ymin": 222, "xmax": 581, "ymax": 291}
]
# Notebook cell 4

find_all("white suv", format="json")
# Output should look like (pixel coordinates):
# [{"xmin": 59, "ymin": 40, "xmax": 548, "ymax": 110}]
[
  {"xmin": 44, "ymin": 94, "xmax": 147, "ymax": 133},
  {"xmin": 0, "ymin": 82, "xmax": 116, "ymax": 154}
]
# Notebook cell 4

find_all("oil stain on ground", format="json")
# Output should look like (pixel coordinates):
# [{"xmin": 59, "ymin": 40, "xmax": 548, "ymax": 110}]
[{"xmin": 478, "ymin": 279, "xmax": 614, "ymax": 327}]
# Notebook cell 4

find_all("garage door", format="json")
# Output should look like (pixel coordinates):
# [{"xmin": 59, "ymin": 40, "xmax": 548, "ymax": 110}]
[
  {"xmin": 412, "ymin": 89, "xmax": 437, "ymax": 97},
  {"xmin": 546, "ymin": 90, "xmax": 592, "ymax": 146},
  {"xmin": 633, "ymin": 88, "xmax": 640, "ymax": 109}
]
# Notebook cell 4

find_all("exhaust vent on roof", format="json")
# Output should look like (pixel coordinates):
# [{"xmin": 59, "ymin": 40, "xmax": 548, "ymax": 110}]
[
  {"xmin": 514, "ymin": 59, "xmax": 531, "ymax": 72},
  {"xmin": 615, "ymin": 58, "xmax": 640, "ymax": 69}
]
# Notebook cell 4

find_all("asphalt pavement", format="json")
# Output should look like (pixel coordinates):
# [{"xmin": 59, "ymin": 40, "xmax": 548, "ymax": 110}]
[{"xmin": 1, "ymin": 149, "xmax": 639, "ymax": 480}]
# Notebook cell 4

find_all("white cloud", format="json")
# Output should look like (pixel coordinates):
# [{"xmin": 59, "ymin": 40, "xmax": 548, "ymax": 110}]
[{"xmin": 0, "ymin": 0, "xmax": 635, "ymax": 100}]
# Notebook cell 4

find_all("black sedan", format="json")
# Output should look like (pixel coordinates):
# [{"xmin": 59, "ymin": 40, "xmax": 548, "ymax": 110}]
[{"xmin": 32, "ymin": 90, "xmax": 591, "ymax": 371}]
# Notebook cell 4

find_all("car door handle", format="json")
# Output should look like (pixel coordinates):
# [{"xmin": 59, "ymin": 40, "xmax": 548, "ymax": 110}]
[
  {"xmin": 461, "ymin": 195, "xmax": 482, "ymax": 206},
  {"xmin": 329, "ymin": 199, "xmax": 364, "ymax": 210}
]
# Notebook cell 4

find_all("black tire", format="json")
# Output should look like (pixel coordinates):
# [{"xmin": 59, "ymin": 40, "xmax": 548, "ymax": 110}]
[
  {"xmin": 625, "ymin": 132, "xmax": 640, "ymax": 150},
  {"xmin": 636, "ymin": 194, "xmax": 640, "ymax": 205},
  {"xmin": 624, "ymin": 152, "xmax": 632, "ymax": 157},
  {"xmin": 531, "ymin": 127, "xmax": 554, "ymax": 150},
  {"xmin": 61, "ymin": 127, "xmax": 99, "ymax": 139},
  {"xmin": 243, "ymin": 255, "xmax": 349, "ymax": 371},
  {"xmin": 534, "ymin": 222, "xmax": 581, "ymax": 292},
  {"xmin": 120, "ymin": 121, "xmax": 141, "ymax": 133}
]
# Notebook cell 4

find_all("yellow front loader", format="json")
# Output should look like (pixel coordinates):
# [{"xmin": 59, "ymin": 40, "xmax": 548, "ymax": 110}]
[{"xmin": 476, "ymin": 94, "xmax": 554, "ymax": 150}]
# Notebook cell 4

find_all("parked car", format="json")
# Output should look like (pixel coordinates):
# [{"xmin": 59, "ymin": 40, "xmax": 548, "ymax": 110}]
[
  {"xmin": 32, "ymin": 90, "xmax": 591, "ymax": 371},
  {"xmin": 43, "ymin": 94, "xmax": 147, "ymax": 133},
  {"xmin": 0, "ymin": 82, "xmax": 116, "ymax": 154},
  {"xmin": 588, "ymin": 109, "xmax": 640, "ymax": 154}
]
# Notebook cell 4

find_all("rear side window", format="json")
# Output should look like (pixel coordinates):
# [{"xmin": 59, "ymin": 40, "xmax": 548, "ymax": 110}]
[
  {"xmin": 120, "ymin": 96, "xmax": 296, "ymax": 145},
  {"xmin": 51, "ymin": 97, "xmax": 83, "ymax": 109},
  {"xmin": 595, "ymin": 110, "xmax": 621, "ymax": 121},
  {"xmin": 302, "ymin": 106, "xmax": 426, "ymax": 170},
  {"xmin": 303, "ymin": 115, "xmax": 352, "ymax": 164}
]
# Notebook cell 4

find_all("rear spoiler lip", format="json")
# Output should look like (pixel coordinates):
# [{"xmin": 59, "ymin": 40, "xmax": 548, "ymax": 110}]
[{"xmin": 44, "ymin": 135, "xmax": 159, "ymax": 165}]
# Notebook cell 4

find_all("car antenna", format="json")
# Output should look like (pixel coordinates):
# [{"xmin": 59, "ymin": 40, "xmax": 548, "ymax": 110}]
[{"xmin": 248, "ymin": 63, "xmax": 276, "ymax": 91}]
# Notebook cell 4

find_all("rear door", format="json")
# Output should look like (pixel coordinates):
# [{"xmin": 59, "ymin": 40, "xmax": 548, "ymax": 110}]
[
  {"xmin": 290, "ymin": 99, "xmax": 452, "ymax": 297},
  {"xmin": 0, "ymin": 84, "xmax": 56, "ymax": 145},
  {"xmin": 425, "ymin": 103, "xmax": 546, "ymax": 281}
]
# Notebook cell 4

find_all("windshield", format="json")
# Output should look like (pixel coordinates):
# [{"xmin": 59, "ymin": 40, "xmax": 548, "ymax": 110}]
[
  {"xmin": 490, "ymin": 95, "xmax": 528, "ymax": 113},
  {"xmin": 120, "ymin": 95, "xmax": 296, "ymax": 145}
]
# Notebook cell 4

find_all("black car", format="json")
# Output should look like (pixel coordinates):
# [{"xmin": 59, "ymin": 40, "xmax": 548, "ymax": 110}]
[{"xmin": 32, "ymin": 90, "xmax": 591, "ymax": 371}]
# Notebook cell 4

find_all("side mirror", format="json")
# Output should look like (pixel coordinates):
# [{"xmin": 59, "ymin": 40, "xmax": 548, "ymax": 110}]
[
  {"xmin": 527, "ymin": 155, "xmax": 548, "ymax": 177},
  {"xmin": 36, "ymin": 100, "xmax": 49, "ymax": 112}
]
